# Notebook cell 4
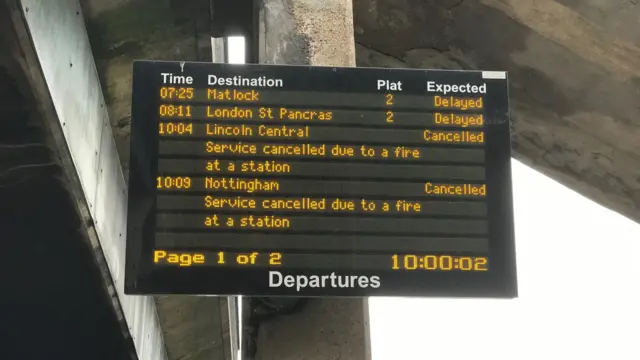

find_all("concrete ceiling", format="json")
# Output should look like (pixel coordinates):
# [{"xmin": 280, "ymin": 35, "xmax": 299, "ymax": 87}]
[
  {"xmin": 86, "ymin": 0, "xmax": 640, "ymax": 227},
  {"xmin": 78, "ymin": 0, "xmax": 639, "ymax": 358},
  {"xmin": 353, "ymin": 0, "xmax": 640, "ymax": 224}
]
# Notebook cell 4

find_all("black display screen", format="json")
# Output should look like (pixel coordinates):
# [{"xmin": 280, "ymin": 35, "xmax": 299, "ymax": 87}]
[{"xmin": 124, "ymin": 60, "xmax": 517, "ymax": 297}]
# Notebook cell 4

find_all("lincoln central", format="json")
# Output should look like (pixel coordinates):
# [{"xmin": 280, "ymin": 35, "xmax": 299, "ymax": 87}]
[{"xmin": 206, "ymin": 124, "xmax": 309, "ymax": 138}]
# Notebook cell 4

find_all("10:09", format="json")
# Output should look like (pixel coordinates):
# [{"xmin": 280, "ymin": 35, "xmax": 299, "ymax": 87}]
[{"xmin": 391, "ymin": 254, "xmax": 488, "ymax": 271}]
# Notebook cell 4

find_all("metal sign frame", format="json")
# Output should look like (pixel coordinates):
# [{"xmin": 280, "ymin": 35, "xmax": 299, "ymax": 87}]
[{"xmin": 125, "ymin": 60, "xmax": 517, "ymax": 298}]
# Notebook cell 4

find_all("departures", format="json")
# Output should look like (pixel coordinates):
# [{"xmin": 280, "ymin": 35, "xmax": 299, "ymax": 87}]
[{"xmin": 124, "ymin": 61, "xmax": 517, "ymax": 298}]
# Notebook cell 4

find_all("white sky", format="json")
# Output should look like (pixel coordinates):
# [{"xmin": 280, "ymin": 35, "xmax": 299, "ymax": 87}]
[
  {"xmin": 227, "ymin": 36, "xmax": 246, "ymax": 64},
  {"xmin": 370, "ymin": 159, "xmax": 640, "ymax": 360}
]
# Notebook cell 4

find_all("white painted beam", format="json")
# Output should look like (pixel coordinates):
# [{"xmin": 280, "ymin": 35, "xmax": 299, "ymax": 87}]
[{"xmin": 11, "ymin": 1, "xmax": 167, "ymax": 358}]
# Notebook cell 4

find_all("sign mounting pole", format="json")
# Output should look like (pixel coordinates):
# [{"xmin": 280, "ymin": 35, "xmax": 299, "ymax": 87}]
[{"xmin": 211, "ymin": 33, "xmax": 242, "ymax": 360}]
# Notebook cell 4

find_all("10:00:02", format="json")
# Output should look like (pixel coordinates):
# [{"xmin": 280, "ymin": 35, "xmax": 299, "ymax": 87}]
[{"xmin": 391, "ymin": 254, "xmax": 488, "ymax": 271}]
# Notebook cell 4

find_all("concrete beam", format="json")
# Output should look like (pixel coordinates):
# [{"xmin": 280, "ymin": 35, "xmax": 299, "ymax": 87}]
[
  {"xmin": 353, "ymin": 0, "xmax": 640, "ymax": 224},
  {"xmin": 254, "ymin": 1, "xmax": 370, "ymax": 359},
  {"xmin": 259, "ymin": 0, "xmax": 356, "ymax": 66},
  {"xmin": 5, "ymin": 0, "xmax": 166, "ymax": 358}
]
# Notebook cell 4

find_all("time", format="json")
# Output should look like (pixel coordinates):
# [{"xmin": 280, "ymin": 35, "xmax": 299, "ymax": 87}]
[
  {"xmin": 157, "ymin": 176, "xmax": 192, "ymax": 189},
  {"xmin": 391, "ymin": 254, "xmax": 488, "ymax": 272},
  {"xmin": 159, "ymin": 104, "xmax": 192, "ymax": 118}
]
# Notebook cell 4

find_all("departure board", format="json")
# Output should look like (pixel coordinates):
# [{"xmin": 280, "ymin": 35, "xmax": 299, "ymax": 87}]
[{"xmin": 124, "ymin": 60, "xmax": 517, "ymax": 298}]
